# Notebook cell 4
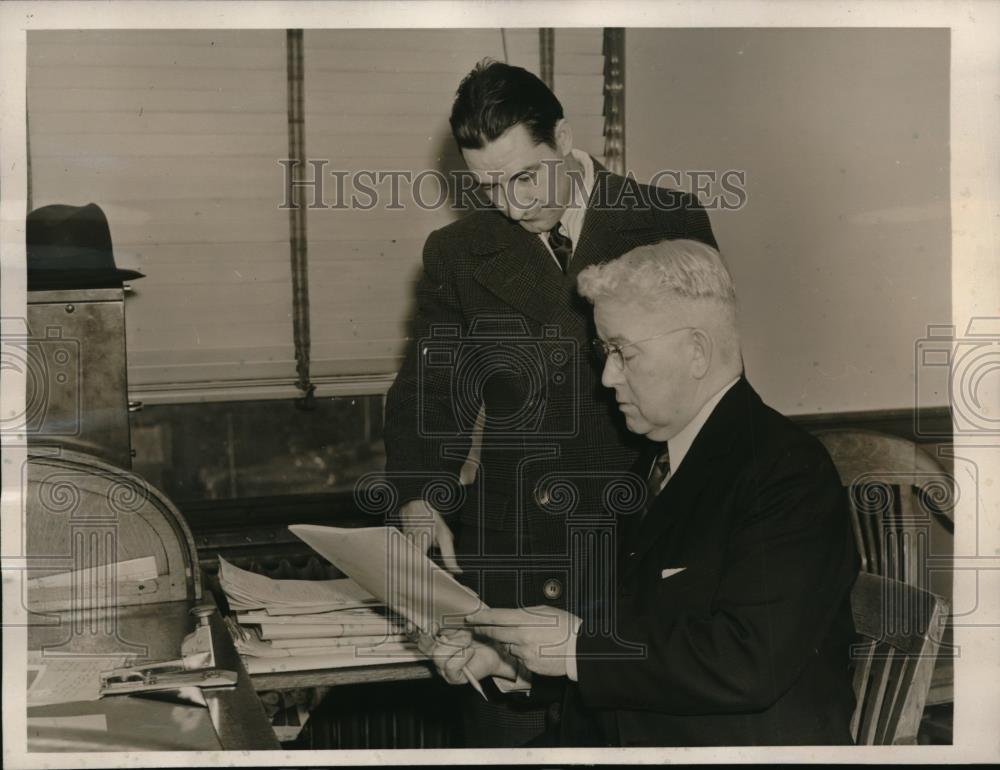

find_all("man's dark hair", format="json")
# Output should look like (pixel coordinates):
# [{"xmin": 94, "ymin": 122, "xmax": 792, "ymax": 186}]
[{"xmin": 449, "ymin": 59, "xmax": 565, "ymax": 151}]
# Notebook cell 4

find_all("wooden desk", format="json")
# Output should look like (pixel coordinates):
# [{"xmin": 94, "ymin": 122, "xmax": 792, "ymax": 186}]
[{"xmin": 28, "ymin": 598, "xmax": 280, "ymax": 751}]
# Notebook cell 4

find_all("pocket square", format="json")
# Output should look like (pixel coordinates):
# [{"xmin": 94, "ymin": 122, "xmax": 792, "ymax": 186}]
[{"xmin": 660, "ymin": 567, "xmax": 687, "ymax": 579}]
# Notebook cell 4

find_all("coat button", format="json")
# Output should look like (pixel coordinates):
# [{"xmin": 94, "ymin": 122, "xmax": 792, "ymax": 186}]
[
  {"xmin": 542, "ymin": 578, "xmax": 562, "ymax": 600},
  {"xmin": 546, "ymin": 701, "xmax": 562, "ymax": 725},
  {"xmin": 534, "ymin": 483, "xmax": 551, "ymax": 507}
]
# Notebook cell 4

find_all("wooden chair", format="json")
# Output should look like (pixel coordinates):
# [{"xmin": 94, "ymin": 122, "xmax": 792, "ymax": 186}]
[
  {"xmin": 850, "ymin": 572, "xmax": 948, "ymax": 744},
  {"xmin": 814, "ymin": 429, "xmax": 953, "ymax": 589},
  {"xmin": 816, "ymin": 429, "xmax": 955, "ymax": 722}
]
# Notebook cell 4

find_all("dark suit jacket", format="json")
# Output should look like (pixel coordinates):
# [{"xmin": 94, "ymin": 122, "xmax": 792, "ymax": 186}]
[
  {"xmin": 563, "ymin": 378, "xmax": 860, "ymax": 746},
  {"xmin": 384, "ymin": 164, "xmax": 717, "ymax": 610}
]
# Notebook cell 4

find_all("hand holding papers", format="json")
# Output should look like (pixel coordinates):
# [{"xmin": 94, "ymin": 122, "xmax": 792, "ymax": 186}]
[
  {"xmin": 289, "ymin": 525, "xmax": 489, "ymax": 698},
  {"xmin": 288, "ymin": 525, "xmax": 485, "ymax": 636}
]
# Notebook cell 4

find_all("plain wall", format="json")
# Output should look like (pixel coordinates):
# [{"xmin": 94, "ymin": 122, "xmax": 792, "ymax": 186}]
[{"xmin": 626, "ymin": 28, "xmax": 951, "ymax": 415}]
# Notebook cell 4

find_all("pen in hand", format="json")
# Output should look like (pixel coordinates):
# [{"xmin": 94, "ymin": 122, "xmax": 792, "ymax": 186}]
[
  {"xmin": 462, "ymin": 663, "xmax": 488, "ymax": 701},
  {"xmin": 415, "ymin": 620, "xmax": 487, "ymax": 701}
]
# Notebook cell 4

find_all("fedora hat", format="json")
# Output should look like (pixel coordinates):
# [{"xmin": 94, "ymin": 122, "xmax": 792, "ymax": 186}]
[{"xmin": 26, "ymin": 202, "xmax": 144, "ymax": 290}]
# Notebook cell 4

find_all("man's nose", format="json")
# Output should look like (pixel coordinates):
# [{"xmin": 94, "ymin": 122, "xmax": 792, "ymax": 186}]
[{"xmin": 601, "ymin": 357, "xmax": 624, "ymax": 389}]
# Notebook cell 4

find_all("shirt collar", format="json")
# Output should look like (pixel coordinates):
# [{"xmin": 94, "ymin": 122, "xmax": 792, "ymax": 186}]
[
  {"xmin": 559, "ymin": 149, "xmax": 594, "ymax": 241},
  {"xmin": 667, "ymin": 377, "xmax": 741, "ymax": 474}
]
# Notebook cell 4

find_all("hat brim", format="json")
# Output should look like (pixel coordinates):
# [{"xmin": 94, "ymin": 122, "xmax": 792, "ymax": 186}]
[{"xmin": 27, "ymin": 267, "xmax": 145, "ymax": 291}]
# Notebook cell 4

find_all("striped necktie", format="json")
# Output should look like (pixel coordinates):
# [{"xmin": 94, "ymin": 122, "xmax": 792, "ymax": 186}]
[
  {"xmin": 644, "ymin": 445, "xmax": 671, "ymax": 516},
  {"xmin": 547, "ymin": 223, "xmax": 573, "ymax": 273}
]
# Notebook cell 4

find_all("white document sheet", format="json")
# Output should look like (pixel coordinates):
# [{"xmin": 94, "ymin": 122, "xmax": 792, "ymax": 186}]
[
  {"xmin": 27, "ymin": 556, "xmax": 158, "ymax": 590},
  {"xmin": 218, "ymin": 555, "xmax": 378, "ymax": 611},
  {"xmin": 27, "ymin": 652, "xmax": 130, "ymax": 707},
  {"xmin": 256, "ymin": 620, "xmax": 403, "ymax": 640},
  {"xmin": 288, "ymin": 525, "xmax": 487, "ymax": 634},
  {"xmin": 237, "ymin": 606, "xmax": 388, "ymax": 624},
  {"xmin": 242, "ymin": 644, "xmax": 425, "ymax": 675},
  {"xmin": 271, "ymin": 634, "xmax": 409, "ymax": 650}
]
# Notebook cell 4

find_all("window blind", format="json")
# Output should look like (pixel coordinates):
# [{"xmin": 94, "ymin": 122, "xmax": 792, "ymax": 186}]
[
  {"xmin": 27, "ymin": 30, "xmax": 295, "ymax": 403},
  {"xmin": 27, "ymin": 28, "xmax": 607, "ymax": 400}
]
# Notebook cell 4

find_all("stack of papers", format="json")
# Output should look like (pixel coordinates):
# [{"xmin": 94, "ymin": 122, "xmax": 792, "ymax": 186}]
[
  {"xmin": 238, "ymin": 605, "xmax": 405, "ymax": 641},
  {"xmin": 218, "ymin": 556, "xmax": 424, "ymax": 674},
  {"xmin": 219, "ymin": 525, "xmax": 490, "ymax": 677},
  {"xmin": 218, "ymin": 556, "xmax": 380, "ymax": 613},
  {"xmin": 288, "ymin": 525, "xmax": 486, "ymax": 634}
]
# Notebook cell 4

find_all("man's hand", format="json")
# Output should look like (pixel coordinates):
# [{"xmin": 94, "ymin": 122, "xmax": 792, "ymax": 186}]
[
  {"xmin": 412, "ymin": 627, "xmax": 518, "ymax": 685},
  {"xmin": 398, "ymin": 499, "xmax": 461, "ymax": 574},
  {"xmin": 467, "ymin": 606, "xmax": 581, "ymax": 678}
]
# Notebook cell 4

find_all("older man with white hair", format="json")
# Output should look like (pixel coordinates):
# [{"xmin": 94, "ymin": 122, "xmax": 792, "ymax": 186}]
[{"xmin": 423, "ymin": 238, "xmax": 860, "ymax": 747}]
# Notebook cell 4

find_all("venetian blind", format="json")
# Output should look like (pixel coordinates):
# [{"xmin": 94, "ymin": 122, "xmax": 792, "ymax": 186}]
[
  {"xmin": 26, "ymin": 29, "xmax": 606, "ymax": 401},
  {"xmin": 27, "ymin": 30, "xmax": 294, "ymax": 403},
  {"xmin": 303, "ymin": 28, "xmax": 606, "ymax": 384}
]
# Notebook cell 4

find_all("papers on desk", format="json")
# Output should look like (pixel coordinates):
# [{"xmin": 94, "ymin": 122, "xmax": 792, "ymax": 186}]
[
  {"xmin": 245, "ymin": 605, "xmax": 405, "ymax": 641},
  {"xmin": 288, "ymin": 525, "xmax": 487, "ymax": 634},
  {"xmin": 241, "ymin": 646, "xmax": 426, "ymax": 675},
  {"xmin": 27, "ymin": 652, "xmax": 131, "ymax": 707},
  {"xmin": 271, "ymin": 633, "xmax": 409, "ymax": 649},
  {"xmin": 218, "ymin": 556, "xmax": 379, "ymax": 613},
  {"xmin": 220, "ymin": 523, "xmax": 487, "ymax": 678},
  {"xmin": 27, "ymin": 556, "xmax": 158, "ymax": 591},
  {"xmin": 236, "ymin": 606, "xmax": 396, "ymax": 625},
  {"xmin": 218, "ymin": 554, "xmax": 425, "ymax": 674}
]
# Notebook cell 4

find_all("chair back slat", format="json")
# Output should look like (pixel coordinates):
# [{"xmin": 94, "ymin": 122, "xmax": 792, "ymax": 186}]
[
  {"xmin": 817, "ymin": 429, "xmax": 952, "ymax": 589},
  {"xmin": 860, "ymin": 645, "xmax": 892, "ymax": 745},
  {"xmin": 883, "ymin": 656, "xmax": 918, "ymax": 744},
  {"xmin": 849, "ymin": 572, "xmax": 946, "ymax": 744},
  {"xmin": 846, "ymin": 493, "xmax": 870, "ymax": 573}
]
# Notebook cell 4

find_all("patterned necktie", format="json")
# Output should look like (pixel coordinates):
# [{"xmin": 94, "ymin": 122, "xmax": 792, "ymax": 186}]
[
  {"xmin": 643, "ymin": 445, "xmax": 671, "ymax": 516},
  {"xmin": 547, "ymin": 223, "xmax": 574, "ymax": 273}
]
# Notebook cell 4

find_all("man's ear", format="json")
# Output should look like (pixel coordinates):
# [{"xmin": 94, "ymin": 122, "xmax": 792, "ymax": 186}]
[
  {"xmin": 553, "ymin": 118, "xmax": 574, "ymax": 156},
  {"xmin": 690, "ymin": 328, "xmax": 713, "ymax": 379}
]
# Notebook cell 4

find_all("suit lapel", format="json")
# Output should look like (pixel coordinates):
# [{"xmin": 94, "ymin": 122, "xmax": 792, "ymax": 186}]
[
  {"xmin": 571, "ymin": 166, "xmax": 661, "ymax": 278},
  {"xmin": 471, "ymin": 202, "xmax": 595, "ymax": 343},
  {"xmin": 471, "ymin": 221, "xmax": 588, "ymax": 340},
  {"xmin": 622, "ymin": 378, "xmax": 757, "ymax": 570}
]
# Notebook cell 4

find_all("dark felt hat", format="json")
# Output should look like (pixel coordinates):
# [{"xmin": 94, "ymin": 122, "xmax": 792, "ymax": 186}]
[{"xmin": 26, "ymin": 203, "xmax": 144, "ymax": 290}]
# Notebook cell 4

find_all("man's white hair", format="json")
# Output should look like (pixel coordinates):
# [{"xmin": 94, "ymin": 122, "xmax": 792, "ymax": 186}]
[
  {"xmin": 578, "ymin": 239, "xmax": 741, "ymax": 365},
  {"xmin": 577, "ymin": 238, "xmax": 736, "ymax": 310}
]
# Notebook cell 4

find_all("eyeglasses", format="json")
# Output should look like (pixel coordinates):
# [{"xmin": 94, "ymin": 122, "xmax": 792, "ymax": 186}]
[{"xmin": 592, "ymin": 327, "xmax": 696, "ymax": 370}]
